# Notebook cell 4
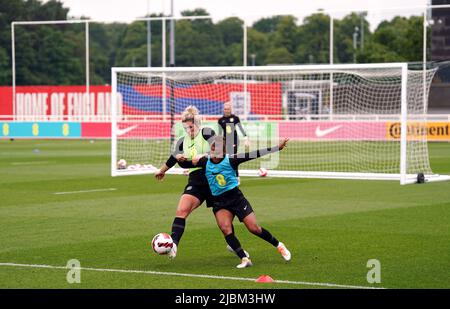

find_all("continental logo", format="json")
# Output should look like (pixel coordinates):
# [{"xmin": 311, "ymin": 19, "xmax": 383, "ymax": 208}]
[{"xmin": 387, "ymin": 122, "xmax": 450, "ymax": 141}]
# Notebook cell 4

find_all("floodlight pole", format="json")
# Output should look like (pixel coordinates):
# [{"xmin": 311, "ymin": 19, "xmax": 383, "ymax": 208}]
[
  {"xmin": 147, "ymin": 0, "xmax": 152, "ymax": 67},
  {"xmin": 11, "ymin": 23, "xmax": 15, "ymax": 120},
  {"xmin": 85, "ymin": 20, "xmax": 90, "ymax": 122},
  {"xmin": 423, "ymin": 10, "xmax": 427, "ymax": 113},
  {"xmin": 353, "ymin": 26, "xmax": 359, "ymax": 63},
  {"xmin": 360, "ymin": 12, "xmax": 367, "ymax": 50},
  {"xmin": 243, "ymin": 20, "xmax": 247, "ymax": 67},
  {"xmin": 243, "ymin": 20, "xmax": 248, "ymax": 119},
  {"xmin": 329, "ymin": 16, "xmax": 334, "ymax": 119},
  {"xmin": 170, "ymin": 0, "xmax": 175, "ymax": 67}
]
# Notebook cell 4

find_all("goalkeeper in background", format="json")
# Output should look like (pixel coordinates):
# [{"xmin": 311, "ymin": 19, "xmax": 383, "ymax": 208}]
[
  {"xmin": 218, "ymin": 102, "xmax": 250, "ymax": 180},
  {"xmin": 218, "ymin": 101, "xmax": 249, "ymax": 154}
]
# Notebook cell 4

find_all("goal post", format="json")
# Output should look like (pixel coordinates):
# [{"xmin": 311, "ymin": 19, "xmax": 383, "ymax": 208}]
[{"xmin": 111, "ymin": 63, "xmax": 450, "ymax": 184}]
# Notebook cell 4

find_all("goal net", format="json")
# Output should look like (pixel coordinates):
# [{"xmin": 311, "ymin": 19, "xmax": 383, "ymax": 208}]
[{"xmin": 111, "ymin": 64, "xmax": 450, "ymax": 184}]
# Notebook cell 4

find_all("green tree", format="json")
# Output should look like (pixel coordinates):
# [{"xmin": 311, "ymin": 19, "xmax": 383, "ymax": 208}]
[
  {"xmin": 253, "ymin": 16, "xmax": 283, "ymax": 33},
  {"xmin": 0, "ymin": 0, "xmax": 26, "ymax": 85},
  {"xmin": 173, "ymin": 9, "xmax": 226, "ymax": 66},
  {"xmin": 217, "ymin": 17, "xmax": 243, "ymax": 46},
  {"xmin": 295, "ymin": 13, "xmax": 330, "ymax": 64},
  {"xmin": 31, "ymin": 0, "xmax": 69, "ymax": 20},
  {"xmin": 334, "ymin": 12, "xmax": 371, "ymax": 63},
  {"xmin": 0, "ymin": 47, "xmax": 9, "ymax": 84},
  {"xmin": 216, "ymin": 17, "xmax": 244, "ymax": 66},
  {"xmin": 0, "ymin": 1, "xmax": 434, "ymax": 86},
  {"xmin": 266, "ymin": 47, "xmax": 294, "ymax": 64},
  {"xmin": 175, "ymin": 19, "xmax": 226, "ymax": 66},
  {"xmin": 356, "ymin": 41, "xmax": 404, "ymax": 63},
  {"xmin": 363, "ymin": 15, "xmax": 423, "ymax": 62},
  {"xmin": 272, "ymin": 15, "xmax": 298, "ymax": 54},
  {"xmin": 89, "ymin": 23, "xmax": 114, "ymax": 84},
  {"xmin": 247, "ymin": 28, "xmax": 269, "ymax": 66}
]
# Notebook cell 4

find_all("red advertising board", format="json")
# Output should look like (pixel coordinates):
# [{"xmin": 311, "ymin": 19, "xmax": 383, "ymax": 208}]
[{"xmin": 0, "ymin": 85, "xmax": 112, "ymax": 121}]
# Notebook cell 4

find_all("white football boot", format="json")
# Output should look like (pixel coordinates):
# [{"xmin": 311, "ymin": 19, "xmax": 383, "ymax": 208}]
[
  {"xmin": 277, "ymin": 242, "xmax": 291, "ymax": 262},
  {"xmin": 226, "ymin": 245, "xmax": 250, "ymax": 258},
  {"xmin": 168, "ymin": 243, "xmax": 177, "ymax": 259},
  {"xmin": 236, "ymin": 257, "xmax": 253, "ymax": 269}
]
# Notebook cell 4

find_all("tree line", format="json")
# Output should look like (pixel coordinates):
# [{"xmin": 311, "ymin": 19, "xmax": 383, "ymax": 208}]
[{"xmin": 0, "ymin": 0, "xmax": 427, "ymax": 86}]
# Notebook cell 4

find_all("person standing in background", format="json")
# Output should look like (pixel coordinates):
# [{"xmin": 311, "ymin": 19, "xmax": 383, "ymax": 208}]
[{"xmin": 217, "ymin": 102, "xmax": 249, "ymax": 180}]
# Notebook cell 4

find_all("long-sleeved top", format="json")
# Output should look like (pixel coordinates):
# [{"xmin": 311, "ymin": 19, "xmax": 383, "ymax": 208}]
[{"xmin": 178, "ymin": 146, "xmax": 280, "ymax": 199}]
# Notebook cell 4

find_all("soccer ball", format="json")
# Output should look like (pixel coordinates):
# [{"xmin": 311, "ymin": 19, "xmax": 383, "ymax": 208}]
[
  {"xmin": 151, "ymin": 233, "xmax": 174, "ymax": 255},
  {"xmin": 117, "ymin": 159, "xmax": 127, "ymax": 169},
  {"xmin": 258, "ymin": 168, "xmax": 268, "ymax": 177}
]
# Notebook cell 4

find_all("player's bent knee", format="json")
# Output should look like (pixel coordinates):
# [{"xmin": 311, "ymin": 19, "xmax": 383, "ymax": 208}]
[
  {"xmin": 248, "ymin": 225, "xmax": 262, "ymax": 235},
  {"xmin": 175, "ymin": 208, "xmax": 191, "ymax": 218},
  {"xmin": 176, "ymin": 196, "xmax": 200, "ymax": 218},
  {"xmin": 219, "ymin": 224, "xmax": 233, "ymax": 235}
]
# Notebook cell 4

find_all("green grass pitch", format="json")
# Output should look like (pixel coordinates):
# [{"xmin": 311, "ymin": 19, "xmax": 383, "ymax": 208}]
[{"xmin": 0, "ymin": 139, "xmax": 449, "ymax": 288}]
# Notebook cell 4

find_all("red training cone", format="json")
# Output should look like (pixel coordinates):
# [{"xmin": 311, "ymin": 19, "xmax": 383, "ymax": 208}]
[{"xmin": 255, "ymin": 275, "xmax": 274, "ymax": 283}]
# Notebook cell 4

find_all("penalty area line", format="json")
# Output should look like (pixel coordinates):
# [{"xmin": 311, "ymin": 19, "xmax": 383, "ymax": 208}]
[
  {"xmin": 53, "ymin": 188, "xmax": 117, "ymax": 195},
  {"xmin": 0, "ymin": 262, "xmax": 384, "ymax": 289}
]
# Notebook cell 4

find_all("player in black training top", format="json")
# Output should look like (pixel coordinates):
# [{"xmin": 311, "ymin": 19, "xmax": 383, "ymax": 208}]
[{"xmin": 217, "ymin": 102, "xmax": 249, "ymax": 156}]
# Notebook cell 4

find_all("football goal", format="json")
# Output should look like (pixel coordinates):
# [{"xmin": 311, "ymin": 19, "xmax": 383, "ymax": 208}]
[{"xmin": 111, "ymin": 63, "xmax": 450, "ymax": 184}]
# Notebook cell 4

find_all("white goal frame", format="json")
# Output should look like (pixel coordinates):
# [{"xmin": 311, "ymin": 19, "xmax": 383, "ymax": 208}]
[{"xmin": 111, "ymin": 63, "xmax": 450, "ymax": 185}]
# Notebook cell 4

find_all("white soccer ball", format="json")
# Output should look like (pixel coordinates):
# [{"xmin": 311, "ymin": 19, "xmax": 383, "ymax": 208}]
[
  {"xmin": 151, "ymin": 233, "xmax": 174, "ymax": 255},
  {"xmin": 117, "ymin": 159, "xmax": 127, "ymax": 169},
  {"xmin": 258, "ymin": 168, "xmax": 268, "ymax": 177}
]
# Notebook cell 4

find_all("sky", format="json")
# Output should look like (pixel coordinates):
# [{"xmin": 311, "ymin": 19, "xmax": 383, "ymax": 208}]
[{"xmin": 54, "ymin": 0, "xmax": 431, "ymax": 29}]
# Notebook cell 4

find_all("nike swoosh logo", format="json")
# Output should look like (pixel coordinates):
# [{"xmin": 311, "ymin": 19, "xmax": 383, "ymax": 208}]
[
  {"xmin": 315, "ymin": 125, "xmax": 342, "ymax": 137},
  {"xmin": 243, "ymin": 205, "xmax": 248, "ymax": 210},
  {"xmin": 117, "ymin": 125, "xmax": 138, "ymax": 136}
]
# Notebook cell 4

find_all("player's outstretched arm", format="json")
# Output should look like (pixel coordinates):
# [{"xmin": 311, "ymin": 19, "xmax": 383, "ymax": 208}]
[
  {"xmin": 155, "ymin": 137, "xmax": 185, "ymax": 181},
  {"xmin": 176, "ymin": 156, "xmax": 208, "ymax": 169},
  {"xmin": 155, "ymin": 164, "xmax": 169, "ymax": 181},
  {"xmin": 230, "ymin": 138, "xmax": 289, "ymax": 167},
  {"xmin": 278, "ymin": 137, "xmax": 289, "ymax": 150}
]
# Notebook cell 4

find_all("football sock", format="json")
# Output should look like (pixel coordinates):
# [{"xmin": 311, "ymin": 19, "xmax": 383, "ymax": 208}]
[
  {"xmin": 225, "ymin": 233, "xmax": 247, "ymax": 259},
  {"xmin": 171, "ymin": 217, "xmax": 186, "ymax": 246},
  {"xmin": 255, "ymin": 227, "xmax": 279, "ymax": 247}
]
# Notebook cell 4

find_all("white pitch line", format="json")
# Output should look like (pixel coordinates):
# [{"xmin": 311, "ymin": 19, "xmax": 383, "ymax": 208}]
[
  {"xmin": 53, "ymin": 188, "xmax": 117, "ymax": 195},
  {"xmin": 11, "ymin": 161, "xmax": 50, "ymax": 165},
  {"xmin": 0, "ymin": 262, "xmax": 384, "ymax": 289}
]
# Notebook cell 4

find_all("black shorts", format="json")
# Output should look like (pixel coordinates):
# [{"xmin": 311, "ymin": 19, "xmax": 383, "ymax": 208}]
[
  {"xmin": 212, "ymin": 196, "xmax": 254, "ymax": 222},
  {"xmin": 183, "ymin": 183, "xmax": 214, "ymax": 208}
]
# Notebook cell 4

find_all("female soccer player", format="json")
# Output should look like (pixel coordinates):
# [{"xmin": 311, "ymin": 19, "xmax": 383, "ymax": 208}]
[
  {"xmin": 177, "ymin": 136, "xmax": 291, "ymax": 268},
  {"xmin": 155, "ymin": 106, "xmax": 217, "ymax": 259},
  {"xmin": 217, "ymin": 102, "xmax": 249, "ymax": 182},
  {"xmin": 217, "ymin": 101, "xmax": 249, "ymax": 156}
]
